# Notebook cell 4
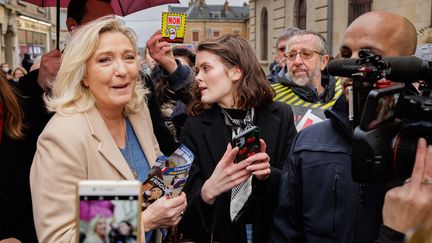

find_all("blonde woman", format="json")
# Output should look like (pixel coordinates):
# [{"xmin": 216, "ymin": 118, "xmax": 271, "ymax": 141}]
[
  {"xmin": 83, "ymin": 215, "xmax": 108, "ymax": 243},
  {"xmin": 30, "ymin": 16, "xmax": 186, "ymax": 243}
]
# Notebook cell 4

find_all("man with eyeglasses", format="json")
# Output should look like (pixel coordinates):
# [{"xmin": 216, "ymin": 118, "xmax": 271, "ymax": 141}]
[
  {"xmin": 272, "ymin": 30, "xmax": 341, "ymax": 131},
  {"xmin": 268, "ymin": 27, "xmax": 300, "ymax": 83},
  {"xmin": 270, "ymin": 11, "xmax": 418, "ymax": 243}
]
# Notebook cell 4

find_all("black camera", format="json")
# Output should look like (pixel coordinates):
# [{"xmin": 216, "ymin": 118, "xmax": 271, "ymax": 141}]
[{"xmin": 327, "ymin": 50, "xmax": 432, "ymax": 183}]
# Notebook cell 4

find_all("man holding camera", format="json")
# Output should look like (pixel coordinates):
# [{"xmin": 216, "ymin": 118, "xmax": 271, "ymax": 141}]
[{"xmin": 270, "ymin": 11, "xmax": 418, "ymax": 243}]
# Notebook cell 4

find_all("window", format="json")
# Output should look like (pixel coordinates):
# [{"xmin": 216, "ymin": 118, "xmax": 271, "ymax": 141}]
[
  {"xmin": 210, "ymin": 11, "xmax": 221, "ymax": 18},
  {"xmin": 260, "ymin": 8, "xmax": 268, "ymax": 60},
  {"xmin": 233, "ymin": 29, "xmax": 241, "ymax": 35},
  {"xmin": 294, "ymin": 0, "xmax": 306, "ymax": 29},
  {"xmin": 213, "ymin": 30, "xmax": 220, "ymax": 38},
  {"xmin": 192, "ymin": 30, "xmax": 199, "ymax": 43},
  {"xmin": 348, "ymin": 0, "xmax": 372, "ymax": 24}
]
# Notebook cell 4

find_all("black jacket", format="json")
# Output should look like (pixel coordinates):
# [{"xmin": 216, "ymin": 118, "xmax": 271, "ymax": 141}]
[
  {"xmin": 270, "ymin": 96, "xmax": 389, "ymax": 243},
  {"xmin": 178, "ymin": 102, "xmax": 297, "ymax": 243},
  {"xmin": 0, "ymin": 70, "xmax": 46, "ymax": 242}
]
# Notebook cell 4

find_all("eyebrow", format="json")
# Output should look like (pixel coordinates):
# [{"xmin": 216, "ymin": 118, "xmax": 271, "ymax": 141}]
[
  {"xmin": 94, "ymin": 49, "xmax": 135, "ymax": 56},
  {"xmin": 196, "ymin": 61, "xmax": 210, "ymax": 68}
]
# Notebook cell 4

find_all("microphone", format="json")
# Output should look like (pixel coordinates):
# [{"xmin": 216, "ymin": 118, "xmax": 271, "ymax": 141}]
[{"xmin": 327, "ymin": 56, "xmax": 432, "ymax": 82}]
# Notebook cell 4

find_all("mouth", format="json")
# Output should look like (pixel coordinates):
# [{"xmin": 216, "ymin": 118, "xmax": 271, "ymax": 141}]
[
  {"xmin": 112, "ymin": 83, "xmax": 130, "ymax": 89},
  {"xmin": 199, "ymin": 87, "xmax": 207, "ymax": 93},
  {"xmin": 293, "ymin": 70, "xmax": 307, "ymax": 76}
]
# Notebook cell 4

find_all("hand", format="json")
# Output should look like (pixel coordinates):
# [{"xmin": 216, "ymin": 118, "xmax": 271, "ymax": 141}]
[
  {"xmin": 341, "ymin": 77, "xmax": 352, "ymax": 100},
  {"xmin": 201, "ymin": 144, "xmax": 253, "ymax": 205},
  {"xmin": 245, "ymin": 139, "xmax": 271, "ymax": 180},
  {"xmin": 382, "ymin": 138, "xmax": 432, "ymax": 233},
  {"xmin": 141, "ymin": 192, "xmax": 187, "ymax": 231},
  {"xmin": 146, "ymin": 30, "xmax": 177, "ymax": 74},
  {"xmin": 0, "ymin": 238, "xmax": 21, "ymax": 243},
  {"xmin": 37, "ymin": 49, "xmax": 62, "ymax": 92}
]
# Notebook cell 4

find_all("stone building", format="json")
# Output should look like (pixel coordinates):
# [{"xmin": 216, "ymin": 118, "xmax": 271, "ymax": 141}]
[
  {"xmin": 249, "ymin": 0, "xmax": 432, "ymax": 72},
  {"xmin": 169, "ymin": 0, "xmax": 249, "ymax": 49},
  {"xmin": 0, "ymin": 0, "xmax": 67, "ymax": 68}
]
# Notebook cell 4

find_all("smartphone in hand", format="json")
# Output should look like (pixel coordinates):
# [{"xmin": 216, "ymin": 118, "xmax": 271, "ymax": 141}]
[
  {"xmin": 77, "ymin": 180, "xmax": 141, "ymax": 243},
  {"xmin": 231, "ymin": 126, "xmax": 261, "ymax": 163}
]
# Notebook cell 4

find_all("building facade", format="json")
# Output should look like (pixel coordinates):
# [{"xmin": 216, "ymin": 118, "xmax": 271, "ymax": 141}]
[
  {"xmin": 0, "ymin": 0, "xmax": 67, "ymax": 69},
  {"xmin": 249, "ymin": 0, "xmax": 432, "ymax": 72},
  {"xmin": 169, "ymin": 0, "xmax": 249, "ymax": 49}
]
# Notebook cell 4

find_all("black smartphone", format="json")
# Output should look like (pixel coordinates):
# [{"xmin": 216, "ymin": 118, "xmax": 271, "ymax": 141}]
[{"xmin": 231, "ymin": 126, "xmax": 261, "ymax": 163}]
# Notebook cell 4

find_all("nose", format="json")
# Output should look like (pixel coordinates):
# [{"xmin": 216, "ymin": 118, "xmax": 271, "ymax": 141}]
[
  {"xmin": 195, "ymin": 70, "xmax": 203, "ymax": 83},
  {"xmin": 351, "ymin": 51, "xmax": 359, "ymax": 59},
  {"xmin": 114, "ymin": 59, "xmax": 127, "ymax": 76},
  {"xmin": 292, "ymin": 53, "xmax": 304, "ymax": 65}
]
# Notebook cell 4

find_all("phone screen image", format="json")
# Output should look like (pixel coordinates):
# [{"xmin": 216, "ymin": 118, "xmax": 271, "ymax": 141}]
[
  {"xmin": 78, "ymin": 181, "xmax": 140, "ymax": 243},
  {"xmin": 359, "ymin": 84, "xmax": 404, "ymax": 131},
  {"xmin": 367, "ymin": 93, "xmax": 400, "ymax": 130}
]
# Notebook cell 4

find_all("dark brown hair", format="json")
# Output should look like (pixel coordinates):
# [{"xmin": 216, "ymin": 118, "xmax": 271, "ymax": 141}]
[
  {"xmin": 0, "ymin": 73, "xmax": 23, "ymax": 139},
  {"xmin": 188, "ymin": 34, "xmax": 274, "ymax": 115}
]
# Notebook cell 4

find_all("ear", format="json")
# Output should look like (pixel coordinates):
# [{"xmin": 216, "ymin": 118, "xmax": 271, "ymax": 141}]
[
  {"xmin": 320, "ymin": 54, "xmax": 330, "ymax": 71},
  {"xmin": 82, "ymin": 78, "xmax": 89, "ymax": 87},
  {"xmin": 66, "ymin": 17, "xmax": 78, "ymax": 33},
  {"xmin": 228, "ymin": 66, "xmax": 242, "ymax": 83}
]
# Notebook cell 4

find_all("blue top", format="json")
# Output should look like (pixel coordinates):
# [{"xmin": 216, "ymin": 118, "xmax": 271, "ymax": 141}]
[{"xmin": 120, "ymin": 119, "xmax": 150, "ymax": 182}]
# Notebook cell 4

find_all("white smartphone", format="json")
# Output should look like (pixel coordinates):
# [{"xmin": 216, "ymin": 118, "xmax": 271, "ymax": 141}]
[{"xmin": 77, "ymin": 180, "xmax": 141, "ymax": 243}]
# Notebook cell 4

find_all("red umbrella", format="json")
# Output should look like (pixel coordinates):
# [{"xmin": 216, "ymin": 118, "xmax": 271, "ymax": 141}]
[{"xmin": 24, "ymin": 0, "xmax": 180, "ymax": 49}]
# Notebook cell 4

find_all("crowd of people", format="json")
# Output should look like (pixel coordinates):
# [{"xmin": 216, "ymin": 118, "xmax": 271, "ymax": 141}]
[{"xmin": 0, "ymin": 0, "xmax": 431, "ymax": 242}]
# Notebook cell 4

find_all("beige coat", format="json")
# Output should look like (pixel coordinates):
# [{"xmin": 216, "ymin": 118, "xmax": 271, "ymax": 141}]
[{"xmin": 30, "ymin": 103, "xmax": 160, "ymax": 243}]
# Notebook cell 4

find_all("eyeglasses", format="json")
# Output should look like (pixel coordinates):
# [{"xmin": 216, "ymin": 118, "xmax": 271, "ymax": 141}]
[
  {"xmin": 278, "ymin": 47, "xmax": 286, "ymax": 52},
  {"xmin": 285, "ymin": 49, "xmax": 322, "ymax": 61}
]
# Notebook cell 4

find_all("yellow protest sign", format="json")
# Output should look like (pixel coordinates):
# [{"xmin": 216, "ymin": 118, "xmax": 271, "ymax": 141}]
[{"xmin": 161, "ymin": 12, "xmax": 187, "ymax": 43}]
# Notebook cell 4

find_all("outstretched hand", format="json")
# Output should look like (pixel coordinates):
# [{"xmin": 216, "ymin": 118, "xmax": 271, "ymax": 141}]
[
  {"xmin": 146, "ymin": 30, "xmax": 177, "ymax": 74},
  {"xmin": 382, "ymin": 138, "xmax": 432, "ymax": 233},
  {"xmin": 37, "ymin": 49, "xmax": 62, "ymax": 92}
]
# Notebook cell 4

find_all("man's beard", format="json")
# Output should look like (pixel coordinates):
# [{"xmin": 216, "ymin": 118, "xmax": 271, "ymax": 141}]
[{"xmin": 288, "ymin": 65, "xmax": 321, "ymax": 88}]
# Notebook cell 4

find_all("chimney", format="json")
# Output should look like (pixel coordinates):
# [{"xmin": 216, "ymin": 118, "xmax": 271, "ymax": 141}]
[{"xmin": 224, "ymin": 0, "xmax": 229, "ymax": 12}]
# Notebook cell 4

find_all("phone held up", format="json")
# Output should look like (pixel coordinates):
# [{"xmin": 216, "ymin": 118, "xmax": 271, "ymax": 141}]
[
  {"xmin": 231, "ymin": 126, "xmax": 261, "ymax": 163},
  {"xmin": 77, "ymin": 180, "xmax": 141, "ymax": 243}
]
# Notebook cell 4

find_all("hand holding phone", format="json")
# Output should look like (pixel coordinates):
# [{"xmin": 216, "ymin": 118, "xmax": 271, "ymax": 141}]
[{"xmin": 231, "ymin": 126, "xmax": 261, "ymax": 163}]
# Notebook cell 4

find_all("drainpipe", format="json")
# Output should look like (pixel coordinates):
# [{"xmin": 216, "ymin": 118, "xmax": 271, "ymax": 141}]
[{"xmin": 327, "ymin": 0, "xmax": 333, "ymax": 55}]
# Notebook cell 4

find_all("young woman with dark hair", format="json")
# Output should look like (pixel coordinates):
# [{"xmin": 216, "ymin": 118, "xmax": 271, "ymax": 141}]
[{"xmin": 178, "ymin": 34, "xmax": 297, "ymax": 243}]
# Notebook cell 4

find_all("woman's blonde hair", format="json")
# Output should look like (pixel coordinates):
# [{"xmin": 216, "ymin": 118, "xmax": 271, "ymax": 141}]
[{"xmin": 45, "ymin": 16, "xmax": 148, "ymax": 115}]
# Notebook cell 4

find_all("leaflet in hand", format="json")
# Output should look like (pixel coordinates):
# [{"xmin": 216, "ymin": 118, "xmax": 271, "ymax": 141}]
[{"xmin": 141, "ymin": 144, "xmax": 193, "ymax": 210}]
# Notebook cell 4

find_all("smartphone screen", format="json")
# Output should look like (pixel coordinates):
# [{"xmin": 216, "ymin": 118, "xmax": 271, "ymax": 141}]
[{"xmin": 78, "ymin": 180, "xmax": 141, "ymax": 243}]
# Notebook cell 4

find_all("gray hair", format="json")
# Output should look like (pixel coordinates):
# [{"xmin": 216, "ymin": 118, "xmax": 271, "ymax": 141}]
[
  {"xmin": 276, "ymin": 27, "xmax": 301, "ymax": 49},
  {"xmin": 287, "ymin": 30, "xmax": 329, "ymax": 55}
]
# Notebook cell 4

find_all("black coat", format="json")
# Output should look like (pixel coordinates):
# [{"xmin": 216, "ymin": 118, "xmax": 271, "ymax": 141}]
[
  {"xmin": 270, "ymin": 97, "xmax": 389, "ymax": 243},
  {"xmin": 178, "ymin": 102, "xmax": 297, "ymax": 243},
  {"xmin": 0, "ymin": 70, "xmax": 47, "ymax": 242}
]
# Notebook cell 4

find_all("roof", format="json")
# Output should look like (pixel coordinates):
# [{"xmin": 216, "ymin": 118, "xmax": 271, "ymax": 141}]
[{"xmin": 168, "ymin": 2, "xmax": 249, "ymax": 21}]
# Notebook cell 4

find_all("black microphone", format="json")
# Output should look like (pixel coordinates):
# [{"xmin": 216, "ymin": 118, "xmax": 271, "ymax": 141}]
[{"xmin": 327, "ymin": 56, "xmax": 432, "ymax": 82}]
